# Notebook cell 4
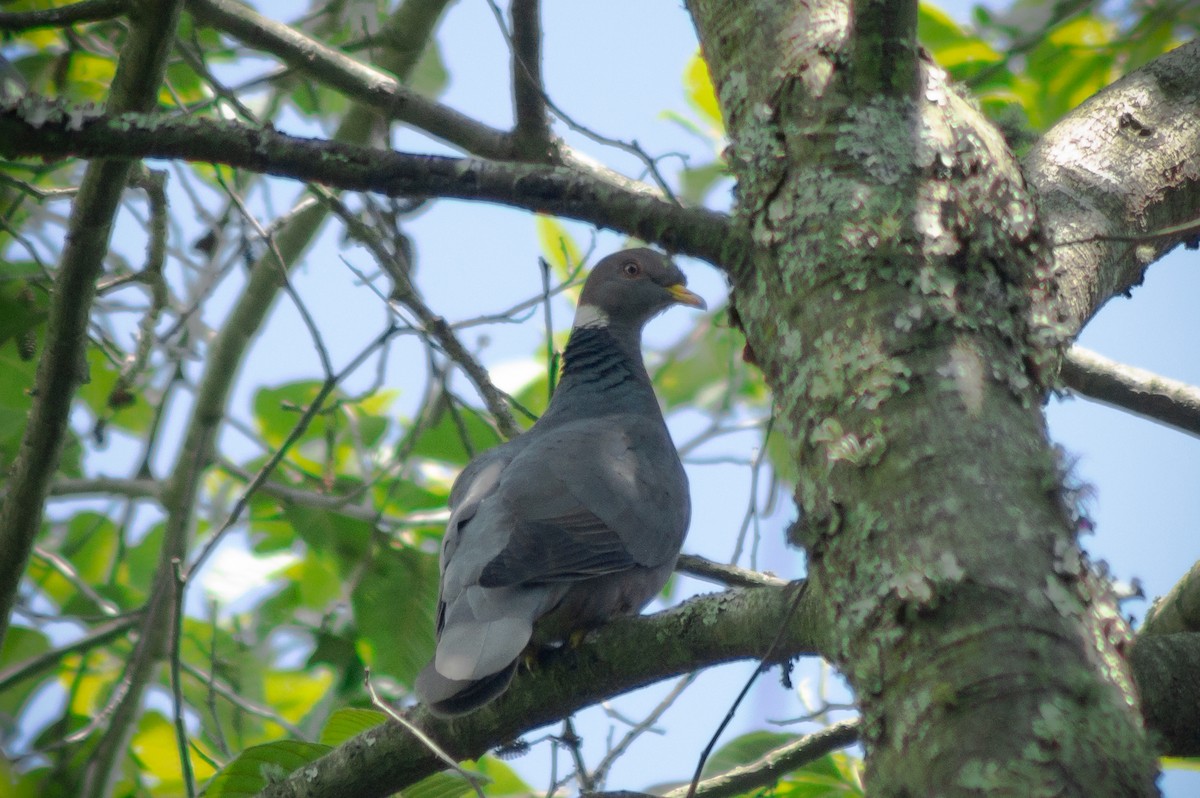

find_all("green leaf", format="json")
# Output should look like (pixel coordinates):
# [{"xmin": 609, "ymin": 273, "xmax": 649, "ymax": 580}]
[
  {"xmin": 129, "ymin": 711, "xmax": 218, "ymax": 791},
  {"xmin": 318, "ymin": 708, "xmax": 388, "ymax": 746},
  {"xmin": 703, "ymin": 730, "xmax": 798, "ymax": 777},
  {"xmin": 408, "ymin": 403, "xmax": 502, "ymax": 466},
  {"xmin": 777, "ymin": 751, "xmax": 864, "ymax": 797},
  {"xmin": 678, "ymin": 160, "xmax": 729, "ymax": 206},
  {"xmin": 403, "ymin": 772, "xmax": 476, "ymax": 798},
  {"xmin": 351, "ymin": 546, "xmax": 439, "ymax": 685},
  {"xmin": 0, "ymin": 626, "xmax": 51, "ymax": 717},
  {"xmin": 285, "ymin": 505, "xmax": 372, "ymax": 572},
  {"xmin": 203, "ymin": 740, "xmax": 332, "ymax": 798},
  {"xmin": 464, "ymin": 756, "xmax": 534, "ymax": 795},
  {"xmin": 654, "ymin": 313, "xmax": 766, "ymax": 412}
]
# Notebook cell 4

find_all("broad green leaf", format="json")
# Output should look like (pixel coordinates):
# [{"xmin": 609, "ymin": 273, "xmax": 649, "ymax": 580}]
[
  {"xmin": 203, "ymin": 740, "xmax": 333, "ymax": 798},
  {"xmin": 60, "ymin": 52, "xmax": 118, "ymax": 103},
  {"xmin": 285, "ymin": 505, "xmax": 372, "ymax": 571},
  {"xmin": 678, "ymin": 161, "xmax": 730, "ymax": 206},
  {"xmin": 408, "ymin": 403, "xmax": 503, "ymax": 466},
  {"xmin": 120, "ymin": 521, "xmax": 164, "ymax": 603},
  {"xmin": 0, "ymin": 626, "xmax": 51, "ymax": 717},
  {"xmin": 703, "ymin": 730, "xmax": 798, "ymax": 777},
  {"xmin": 318, "ymin": 708, "xmax": 387, "ymax": 746},
  {"xmin": 918, "ymin": 5, "xmax": 1002, "ymax": 71},
  {"xmin": 351, "ymin": 546, "xmax": 439, "ymax": 685},
  {"xmin": 0, "ymin": 336, "xmax": 38, "ymax": 472},
  {"xmin": 654, "ymin": 313, "xmax": 766, "ymax": 412},
  {"xmin": 464, "ymin": 755, "xmax": 535, "ymax": 795}
]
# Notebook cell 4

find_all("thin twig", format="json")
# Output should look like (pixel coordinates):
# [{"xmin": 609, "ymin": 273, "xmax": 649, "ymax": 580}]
[
  {"xmin": 684, "ymin": 582, "xmax": 809, "ymax": 798},
  {"xmin": 592, "ymin": 673, "xmax": 698, "ymax": 786},
  {"xmin": 0, "ymin": 614, "xmax": 139, "ymax": 692},
  {"xmin": 676, "ymin": 554, "xmax": 786, "ymax": 589},
  {"xmin": 183, "ymin": 323, "xmax": 402, "ymax": 580},
  {"xmin": 320, "ymin": 189, "xmax": 523, "ymax": 438},
  {"xmin": 169, "ymin": 559, "xmax": 198, "ymax": 798},
  {"xmin": 364, "ymin": 671, "xmax": 488, "ymax": 798},
  {"xmin": 217, "ymin": 173, "xmax": 334, "ymax": 379}
]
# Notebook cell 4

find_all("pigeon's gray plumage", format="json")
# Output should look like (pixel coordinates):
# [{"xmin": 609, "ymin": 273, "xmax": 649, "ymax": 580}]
[{"xmin": 415, "ymin": 248, "xmax": 705, "ymax": 716}]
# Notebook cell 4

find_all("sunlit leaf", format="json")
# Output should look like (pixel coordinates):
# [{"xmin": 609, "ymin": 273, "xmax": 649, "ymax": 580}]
[
  {"xmin": 129, "ymin": 711, "xmax": 218, "ymax": 790},
  {"xmin": 463, "ymin": 755, "xmax": 535, "ymax": 795},
  {"xmin": 535, "ymin": 215, "xmax": 583, "ymax": 289},
  {"xmin": 265, "ymin": 669, "xmax": 334, "ymax": 724},
  {"xmin": 318, "ymin": 708, "xmax": 387, "ymax": 746},
  {"xmin": 203, "ymin": 740, "xmax": 332, "ymax": 798},
  {"xmin": 683, "ymin": 50, "xmax": 723, "ymax": 133}
]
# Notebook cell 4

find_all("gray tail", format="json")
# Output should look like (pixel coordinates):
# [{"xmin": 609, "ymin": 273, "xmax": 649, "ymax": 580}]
[{"xmin": 415, "ymin": 660, "xmax": 518, "ymax": 717}]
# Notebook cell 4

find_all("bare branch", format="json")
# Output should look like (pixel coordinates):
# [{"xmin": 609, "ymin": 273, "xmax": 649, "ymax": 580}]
[
  {"xmin": 0, "ymin": 0, "xmax": 128, "ymax": 30},
  {"xmin": 1061, "ymin": 346, "xmax": 1200, "ymax": 438},
  {"xmin": 257, "ymin": 583, "xmax": 821, "ymax": 798},
  {"xmin": 1141, "ymin": 559, "xmax": 1200, "ymax": 638},
  {"xmin": 509, "ymin": 0, "xmax": 552, "ymax": 155},
  {"xmin": 676, "ymin": 554, "xmax": 786, "ymax": 589},
  {"xmin": 0, "ymin": 104, "xmax": 745, "ymax": 270},
  {"xmin": 1025, "ymin": 39, "xmax": 1200, "ymax": 337}
]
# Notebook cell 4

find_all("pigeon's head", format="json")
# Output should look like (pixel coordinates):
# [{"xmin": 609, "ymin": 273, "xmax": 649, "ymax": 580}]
[{"xmin": 574, "ymin": 248, "xmax": 706, "ymax": 330}]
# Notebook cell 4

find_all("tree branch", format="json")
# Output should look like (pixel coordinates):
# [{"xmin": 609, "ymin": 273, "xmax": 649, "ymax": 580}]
[
  {"xmin": 509, "ymin": 0, "xmax": 552, "ymax": 155},
  {"xmin": 257, "ymin": 583, "xmax": 821, "ymax": 798},
  {"xmin": 0, "ymin": 0, "xmax": 128, "ymax": 30},
  {"xmin": 0, "ymin": 0, "xmax": 184, "ymax": 652},
  {"xmin": 186, "ymin": 0, "xmax": 513, "ymax": 159},
  {"xmin": 1130, "ymin": 631, "xmax": 1200, "ymax": 757},
  {"xmin": 1025, "ymin": 39, "xmax": 1200, "ymax": 338},
  {"xmin": 1061, "ymin": 345, "xmax": 1200, "ymax": 438},
  {"xmin": 1141, "ymin": 559, "xmax": 1200, "ymax": 638},
  {"xmin": 662, "ymin": 719, "xmax": 860, "ymax": 798},
  {"xmin": 75, "ymin": 2, "xmax": 459, "ymax": 792},
  {"xmin": 0, "ymin": 103, "xmax": 744, "ymax": 270}
]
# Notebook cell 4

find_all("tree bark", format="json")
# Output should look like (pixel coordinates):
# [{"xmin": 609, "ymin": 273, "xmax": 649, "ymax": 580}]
[{"xmin": 686, "ymin": 0, "xmax": 1160, "ymax": 794}]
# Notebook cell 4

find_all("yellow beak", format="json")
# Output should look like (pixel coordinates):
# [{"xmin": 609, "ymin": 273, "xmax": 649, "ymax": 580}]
[{"xmin": 667, "ymin": 283, "xmax": 707, "ymax": 310}]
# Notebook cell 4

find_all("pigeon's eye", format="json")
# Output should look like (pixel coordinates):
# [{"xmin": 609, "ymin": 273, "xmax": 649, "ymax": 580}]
[{"xmin": 622, "ymin": 262, "xmax": 641, "ymax": 277}]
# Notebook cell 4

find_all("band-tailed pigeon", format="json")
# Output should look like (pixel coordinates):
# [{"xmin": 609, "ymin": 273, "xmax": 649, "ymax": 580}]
[{"xmin": 414, "ymin": 248, "xmax": 705, "ymax": 716}]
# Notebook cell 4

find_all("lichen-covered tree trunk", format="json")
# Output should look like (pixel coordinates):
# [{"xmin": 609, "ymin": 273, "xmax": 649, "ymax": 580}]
[{"xmin": 686, "ymin": 0, "xmax": 1160, "ymax": 794}]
